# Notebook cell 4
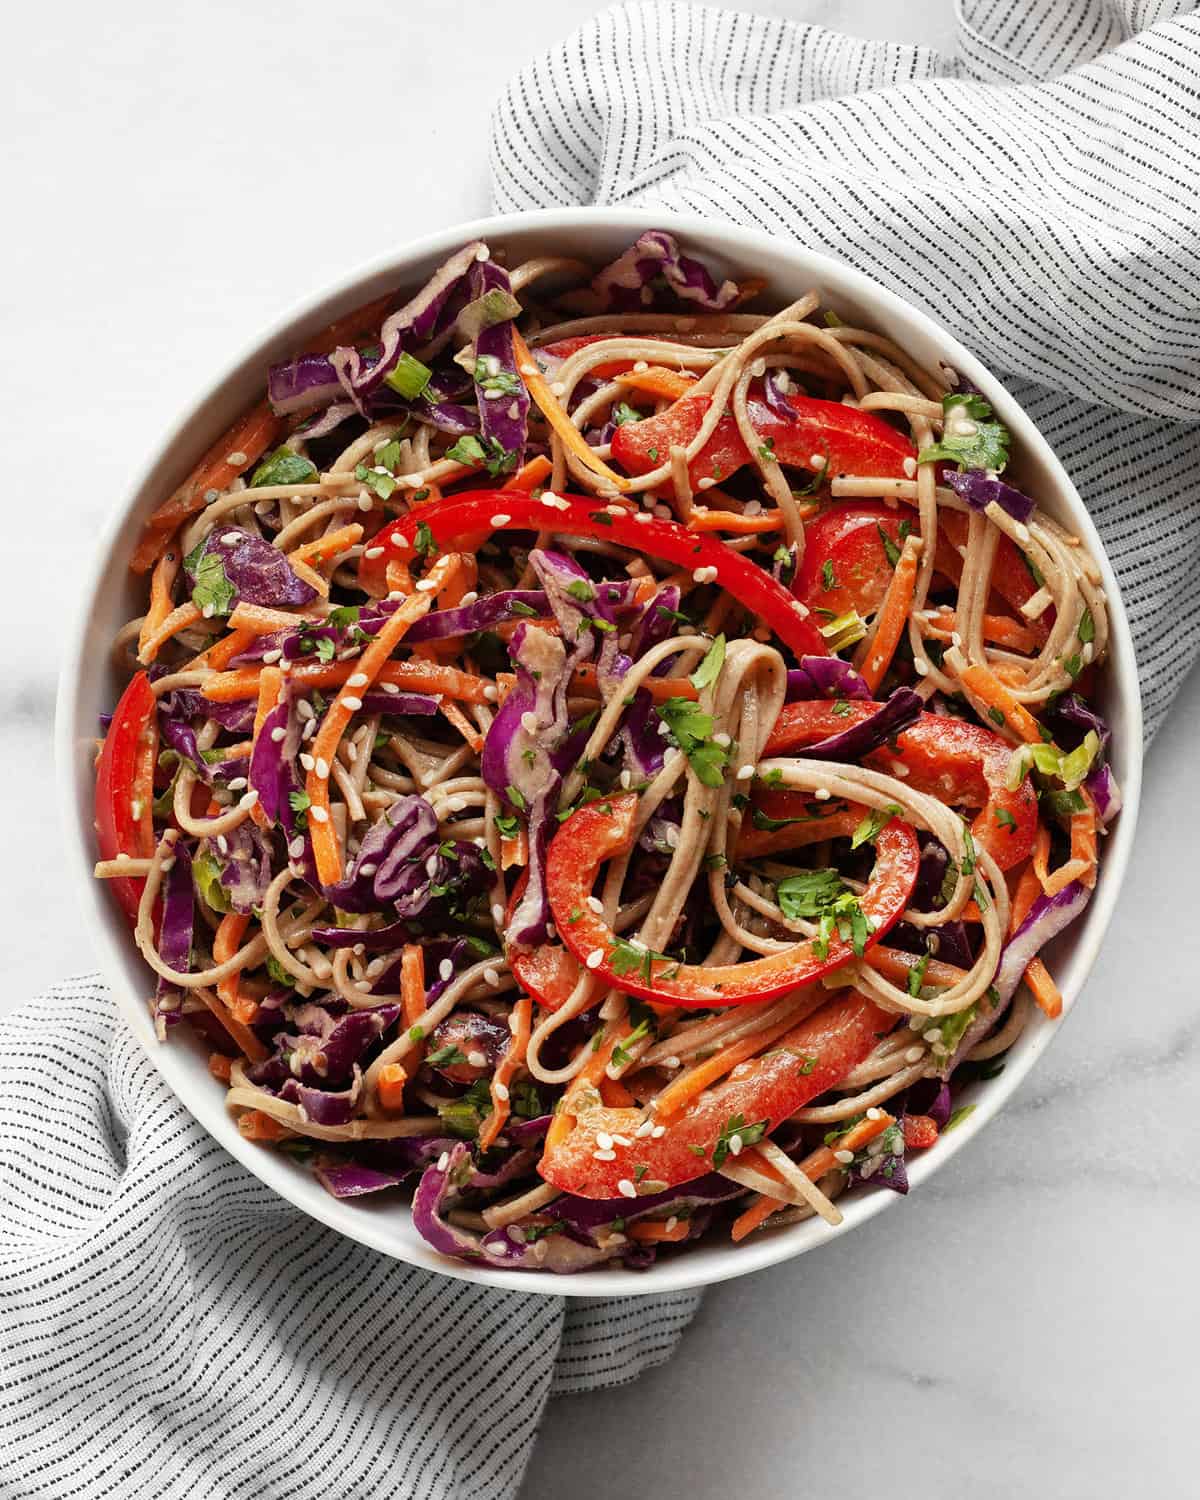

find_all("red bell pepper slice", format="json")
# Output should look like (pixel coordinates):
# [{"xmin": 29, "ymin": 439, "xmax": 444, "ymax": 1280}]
[
  {"xmin": 761, "ymin": 701, "xmax": 1037, "ymax": 871},
  {"xmin": 610, "ymin": 390, "xmax": 915, "ymax": 490},
  {"xmin": 936, "ymin": 510, "xmax": 1050, "ymax": 636},
  {"xmin": 358, "ymin": 491, "xmax": 829, "ymax": 658},
  {"xmin": 545, "ymin": 793, "xmax": 919, "ymax": 1009},
  {"xmin": 505, "ymin": 873, "xmax": 582, "ymax": 1010},
  {"xmin": 538, "ymin": 989, "xmax": 892, "ymax": 1198},
  {"xmin": 95, "ymin": 671, "xmax": 159, "ymax": 921},
  {"xmin": 538, "ymin": 334, "xmax": 639, "ymax": 381},
  {"xmin": 795, "ymin": 501, "xmax": 914, "ymax": 620}
]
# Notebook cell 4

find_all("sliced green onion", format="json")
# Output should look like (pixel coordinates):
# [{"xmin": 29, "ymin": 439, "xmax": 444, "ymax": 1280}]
[{"xmin": 383, "ymin": 352, "xmax": 433, "ymax": 400}]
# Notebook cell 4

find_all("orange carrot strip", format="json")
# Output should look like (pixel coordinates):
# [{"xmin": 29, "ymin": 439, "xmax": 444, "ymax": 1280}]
[
  {"xmin": 502, "ymin": 455, "xmax": 553, "ymax": 492},
  {"xmin": 232, "ymin": 997, "xmax": 261, "ymax": 1027},
  {"xmin": 1032, "ymin": 822, "xmax": 1052, "ymax": 892},
  {"xmin": 1025, "ymin": 957, "xmax": 1063, "ymax": 1019},
  {"xmin": 545, "ymin": 1020, "xmax": 635, "ymax": 1154},
  {"xmin": 512, "ymin": 328, "xmax": 631, "ymax": 492},
  {"xmin": 287, "ymin": 523, "xmax": 364, "ymax": 569},
  {"xmin": 857, "ymin": 534, "xmax": 922, "ymax": 693},
  {"xmin": 400, "ymin": 944, "xmax": 426, "ymax": 1034},
  {"xmin": 1070, "ymin": 796, "xmax": 1098, "ymax": 890},
  {"xmin": 730, "ymin": 1113, "xmax": 894, "ymax": 1243},
  {"xmin": 384, "ymin": 557, "xmax": 414, "ymax": 596},
  {"xmin": 208, "ymin": 1052, "xmax": 233, "ymax": 1083},
  {"xmin": 500, "ymin": 827, "xmax": 528, "ymax": 871},
  {"xmin": 439, "ymin": 699, "xmax": 484, "ymax": 753},
  {"xmin": 289, "ymin": 556, "xmax": 329, "ymax": 599},
  {"xmin": 571, "ymin": 663, "xmax": 697, "ymax": 703},
  {"xmin": 652, "ymin": 1010, "xmax": 812, "ymax": 1124},
  {"xmin": 136, "ymin": 601, "xmax": 203, "ymax": 665},
  {"xmin": 229, "ymin": 601, "xmax": 316, "ymax": 634},
  {"xmin": 189, "ymin": 626, "xmax": 258, "ymax": 672},
  {"xmin": 955, "ymin": 660, "xmax": 1045, "ymax": 745},
  {"xmin": 202, "ymin": 656, "xmax": 490, "ymax": 705},
  {"xmin": 614, "ymin": 366, "xmax": 698, "ymax": 402},
  {"xmin": 1010, "ymin": 860, "xmax": 1042, "ymax": 934},
  {"xmin": 195, "ymin": 983, "xmax": 268, "ymax": 1064},
  {"xmin": 248, "ymin": 666, "xmax": 282, "ymax": 830},
  {"xmin": 138, "ymin": 546, "xmax": 183, "ymax": 658},
  {"xmin": 307, "ymin": 557, "xmax": 460, "ymax": 884},
  {"xmin": 377, "ymin": 1063, "xmax": 409, "ymax": 1113},
  {"xmin": 865, "ymin": 946, "xmax": 967, "ymax": 992},
  {"xmin": 628, "ymin": 1218, "xmax": 691, "ymax": 1244},
  {"xmin": 214, "ymin": 912, "xmax": 251, "ymax": 1009},
  {"xmin": 924, "ymin": 605, "xmax": 1042, "ymax": 655},
  {"xmin": 130, "ymin": 401, "xmax": 281, "ymax": 575},
  {"xmin": 688, "ymin": 507, "xmax": 784, "ymax": 535},
  {"xmin": 479, "ymin": 997, "xmax": 533, "ymax": 1151},
  {"xmin": 236, "ymin": 1109, "xmax": 293, "ymax": 1142}
]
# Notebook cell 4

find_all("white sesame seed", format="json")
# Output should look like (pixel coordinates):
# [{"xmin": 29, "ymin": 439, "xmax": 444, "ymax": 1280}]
[
  {"xmin": 438, "ymin": 958, "xmax": 453, "ymax": 982},
  {"xmin": 226, "ymin": 451, "xmax": 247, "ymax": 467},
  {"xmin": 483, "ymin": 966, "xmax": 500, "ymax": 988},
  {"xmin": 296, "ymin": 699, "xmax": 315, "ymax": 721},
  {"xmin": 464, "ymin": 1050, "xmax": 486, "ymax": 1068},
  {"xmin": 160, "ymin": 856, "xmax": 176, "ymax": 873},
  {"xmin": 634, "ymin": 511, "xmax": 651, "ymax": 524},
  {"xmin": 593, "ymin": 1148, "xmax": 617, "ymax": 1162},
  {"xmin": 809, "ymin": 452, "xmax": 825, "ymax": 469},
  {"xmin": 925, "ymin": 1026, "xmax": 943, "ymax": 1043},
  {"xmin": 697, "ymin": 477, "xmax": 716, "ymax": 490},
  {"xmin": 238, "ymin": 790, "xmax": 259, "ymax": 810},
  {"xmin": 903, "ymin": 456, "xmax": 917, "ymax": 478},
  {"xmin": 596, "ymin": 1131, "xmax": 614, "ymax": 1150},
  {"xmin": 490, "ymin": 513, "xmax": 512, "ymax": 526},
  {"xmin": 617, "ymin": 1179, "xmax": 637, "ymax": 1198},
  {"xmin": 437, "ymin": 1152, "xmax": 450, "ymax": 1172},
  {"xmin": 342, "ymin": 696, "xmax": 363, "ymax": 711},
  {"xmin": 201, "ymin": 603, "xmax": 215, "ymax": 620},
  {"xmin": 226, "ymin": 776, "xmax": 248, "ymax": 791},
  {"xmin": 585, "ymin": 895, "xmax": 604, "ymax": 914},
  {"xmin": 729, "ymin": 1134, "xmax": 744, "ymax": 1156},
  {"xmin": 619, "ymin": 769, "xmax": 632, "ymax": 789},
  {"xmin": 314, "ymin": 758, "xmax": 328, "ymax": 779},
  {"xmin": 662, "ymin": 1056, "xmax": 681, "ymax": 1070},
  {"xmin": 483, "ymin": 685, "xmax": 498, "ymax": 702},
  {"xmin": 665, "ymin": 1215, "xmax": 678, "ymax": 1233},
  {"xmin": 914, "ymin": 658, "xmax": 930, "ymax": 676},
  {"xmin": 220, "ymin": 532, "xmax": 241, "ymax": 545},
  {"xmin": 216, "ymin": 835, "xmax": 229, "ymax": 855},
  {"xmin": 636, "ymin": 1119, "xmax": 655, "ymax": 1139},
  {"xmin": 346, "ymin": 673, "xmax": 368, "ymax": 688},
  {"xmin": 736, "ymin": 764, "xmax": 755, "ymax": 781},
  {"xmin": 415, "ymin": 579, "xmax": 436, "ymax": 593},
  {"xmin": 309, "ymin": 805, "xmax": 329, "ymax": 824},
  {"xmin": 905, "ymin": 1046, "xmax": 925, "ymax": 1064},
  {"xmin": 520, "ymin": 711, "xmax": 538, "ymax": 734},
  {"xmin": 381, "ymin": 681, "xmax": 400, "ymax": 695},
  {"xmin": 288, "ymin": 837, "xmax": 305, "ymax": 858},
  {"xmin": 651, "ymin": 1124, "xmax": 666, "ymax": 1138},
  {"xmin": 491, "ymin": 903, "xmax": 505, "ymax": 924},
  {"xmin": 364, "ymin": 546, "xmax": 385, "ymax": 559},
  {"xmin": 866, "ymin": 1107, "xmax": 882, "ymax": 1121},
  {"xmin": 611, "ymin": 1134, "xmax": 633, "ymax": 1148},
  {"xmin": 300, "ymin": 753, "xmax": 315, "ymax": 771},
  {"xmin": 494, "ymin": 1082, "xmax": 509, "ymax": 1102},
  {"xmin": 425, "ymin": 854, "xmax": 440, "ymax": 877},
  {"xmin": 814, "ymin": 787, "xmax": 831, "ymax": 801},
  {"xmin": 459, "ymin": 591, "xmax": 478, "ymax": 606},
  {"xmin": 834, "ymin": 1149, "xmax": 855, "ymax": 1164},
  {"xmin": 585, "ymin": 949, "xmax": 604, "ymax": 970}
]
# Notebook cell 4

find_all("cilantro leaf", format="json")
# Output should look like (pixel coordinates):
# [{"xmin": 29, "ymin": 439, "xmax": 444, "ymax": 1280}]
[
  {"xmin": 918, "ymin": 393, "xmax": 1011, "ymax": 473},
  {"xmin": 712, "ymin": 1113, "xmax": 768, "ymax": 1169},
  {"xmin": 851, "ymin": 804, "xmax": 902, "ymax": 849},
  {"xmin": 251, "ymin": 446, "xmax": 318, "ymax": 489},
  {"xmin": 188, "ymin": 549, "xmax": 237, "ymax": 617},
  {"xmin": 689, "ymin": 633, "xmax": 726, "ymax": 693},
  {"xmin": 656, "ymin": 697, "xmax": 730, "ymax": 788}
]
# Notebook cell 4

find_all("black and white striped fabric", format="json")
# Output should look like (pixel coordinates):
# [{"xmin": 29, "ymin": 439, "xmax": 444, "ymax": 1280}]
[
  {"xmin": 493, "ymin": 0, "xmax": 1200, "ymax": 740},
  {"xmin": 5, "ymin": 4, "xmax": 1199, "ymax": 1496}
]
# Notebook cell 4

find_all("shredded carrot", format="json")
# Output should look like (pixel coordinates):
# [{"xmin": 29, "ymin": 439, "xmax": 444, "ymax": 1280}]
[
  {"xmin": 571, "ymin": 663, "xmax": 697, "ymax": 703},
  {"xmin": 377, "ymin": 1063, "xmax": 409, "ymax": 1113},
  {"xmin": 248, "ymin": 665, "xmax": 282, "ymax": 830},
  {"xmin": 1010, "ymin": 860, "xmax": 1042, "ymax": 934},
  {"xmin": 730, "ymin": 1113, "xmax": 894, "ymax": 1242},
  {"xmin": 500, "ymin": 827, "xmax": 528, "ymax": 870},
  {"xmin": 736, "ymin": 809, "xmax": 862, "ymax": 861},
  {"xmin": 502, "ymin": 455, "xmax": 553, "ymax": 492},
  {"xmin": 865, "ymin": 945, "xmax": 968, "ymax": 992},
  {"xmin": 287, "ymin": 523, "xmax": 363, "ymax": 570},
  {"xmin": 189, "ymin": 626, "xmax": 258, "ymax": 672},
  {"xmin": 731, "ymin": 275, "xmax": 769, "ymax": 308},
  {"xmin": 307, "ymin": 549, "xmax": 462, "ymax": 876},
  {"xmin": 613, "ymin": 366, "xmax": 698, "ymax": 402},
  {"xmin": 1070, "ymin": 795, "xmax": 1098, "ymax": 889},
  {"xmin": 195, "ymin": 983, "xmax": 268, "ymax": 1064},
  {"xmin": 955, "ymin": 659, "xmax": 1045, "ymax": 745},
  {"xmin": 687, "ymin": 507, "xmax": 784, "ymax": 535},
  {"xmin": 232, "ymin": 997, "xmax": 261, "ymax": 1027},
  {"xmin": 923, "ymin": 605, "xmax": 1042, "ymax": 655},
  {"xmin": 138, "ymin": 547, "xmax": 183, "ymax": 659},
  {"xmin": 400, "ymin": 944, "xmax": 427, "ymax": 1035},
  {"xmin": 653, "ymin": 1010, "xmax": 810, "ymax": 1123},
  {"xmin": 857, "ymin": 533, "xmax": 922, "ymax": 693},
  {"xmin": 237, "ymin": 1109, "xmax": 292, "ymax": 1142},
  {"xmin": 545, "ymin": 1020, "xmax": 635, "ymax": 1153},
  {"xmin": 229, "ymin": 601, "xmax": 314, "ymax": 635},
  {"xmin": 512, "ymin": 328, "xmax": 631, "ymax": 492},
  {"xmin": 495, "ymin": 671, "xmax": 517, "ymax": 706},
  {"xmin": 202, "ymin": 655, "xmax": 491, "ymax": 705},
  {"xmin": 214, "ymin": 912, "xmax": 251, "ymax": 1010},
  {"xmin": 130, "ymin": 400, "xmax": 281, "ymax": 575},
  {"xmin": 1032, "ymin": 822, "xmax": 1052, "ymax": 892},
  {"xmin": 438, "ymin": 698, "xmax": 485, "ymax": 753},
  {"xmin": 289, "ymin": 555, "xmax": 329, "ymax": 599},
  {"xmin": 1025, "ymin": 957, "xmax": 1063, "ymax": 1019},
  {"xmin": 384, "ymin": 557, "xmax": 414, "ymax": 596},
  {"xmin": 628, "ymin": 1218, "xmax": 691, "ymax": 1244},
  {"xmin": 208, "ymin": 1052, "xmax": 233, "ymax": 1083},
  {"xmin": 479, "ymin": 997, "xmax": 533, "ymax": 1151},
  {"xmin": 599, "ymin": 1075, "xmax": 638, "ymax": 1109},
  {"xmin": 136, "ymin": 601, "xmax": 203, "ymax": 665}
]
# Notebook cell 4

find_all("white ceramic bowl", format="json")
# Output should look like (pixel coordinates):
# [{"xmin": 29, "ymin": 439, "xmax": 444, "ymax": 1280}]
[{"xmin": 56, "ymin": 208, "xmax": 1143, "ymax": 1296}]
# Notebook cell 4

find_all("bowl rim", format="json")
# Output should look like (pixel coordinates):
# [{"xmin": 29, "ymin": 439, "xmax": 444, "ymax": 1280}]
[{"xmin": 55, "ymin": 205, "xmax": 1143, "ymax": 1297}]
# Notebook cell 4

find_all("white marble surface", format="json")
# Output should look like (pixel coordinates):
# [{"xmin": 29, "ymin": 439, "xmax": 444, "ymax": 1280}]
[{"xmin": 4, "ymin": 1, "xmax": 1197, "ymax": 1495}]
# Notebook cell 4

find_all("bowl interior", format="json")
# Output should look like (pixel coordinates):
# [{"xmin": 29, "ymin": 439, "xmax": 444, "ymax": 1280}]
[{"xmin": 56, "ymin": 208, "xmax": 1142, "ymax": 1296}]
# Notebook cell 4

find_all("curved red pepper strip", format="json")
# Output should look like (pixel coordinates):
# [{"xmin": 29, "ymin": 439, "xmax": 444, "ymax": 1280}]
[
  {"xmin": 538, "ymin": 989, "xmax": 892, "ymax": 1198},
  {"xmin": 763, "ymin": 701, "xmax": 1037, "ymax": 872},
  {"xmin": 545, "ymin": 794, "xmax": 919, "ymax": 1010},
  {"xmin": 95, "ymin": 671, "xmax": 158, "ymax": 922},
  {"xmin": 505, "ymin": 872, "xmax": 581, "ymax": 1010},
  {"xmin": 357, "ymin": 492, "xmax": 829, "ymax": 658}
]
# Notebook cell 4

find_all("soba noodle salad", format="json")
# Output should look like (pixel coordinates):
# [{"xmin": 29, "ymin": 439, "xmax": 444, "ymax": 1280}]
[{"xmin": 95, "ymin": 232, "xmax": 1121, "ymax": 1272}]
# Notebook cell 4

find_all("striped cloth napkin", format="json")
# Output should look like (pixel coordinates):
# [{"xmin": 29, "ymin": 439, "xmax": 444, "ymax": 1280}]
[{"xmin": 3, "ymin": 3, "xmax": 1197, "ymax": 1496}]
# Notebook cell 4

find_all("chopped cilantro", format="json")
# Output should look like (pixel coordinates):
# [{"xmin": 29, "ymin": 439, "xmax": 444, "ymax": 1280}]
[
  {"xmin": 712, "ymin": 1113, "xmax": 768, "ymax": 1169},
  {"xmin": 689, "ymin": 633, "xmax": 726, "ymax": 692},
  {"xmin": 851, "ymin": 804, "xmax": 902, "ymax": 849},
  {"xmin": 656, "ymin": 697, "xmax": 730, "ymax": 788},
  {"xmin": 917, "ymin": 393, "xmax": 1011, "ymax": 473},
  {"xmin": 250, "ymin": 446, "xmax": 318, "ymax": 489}
]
